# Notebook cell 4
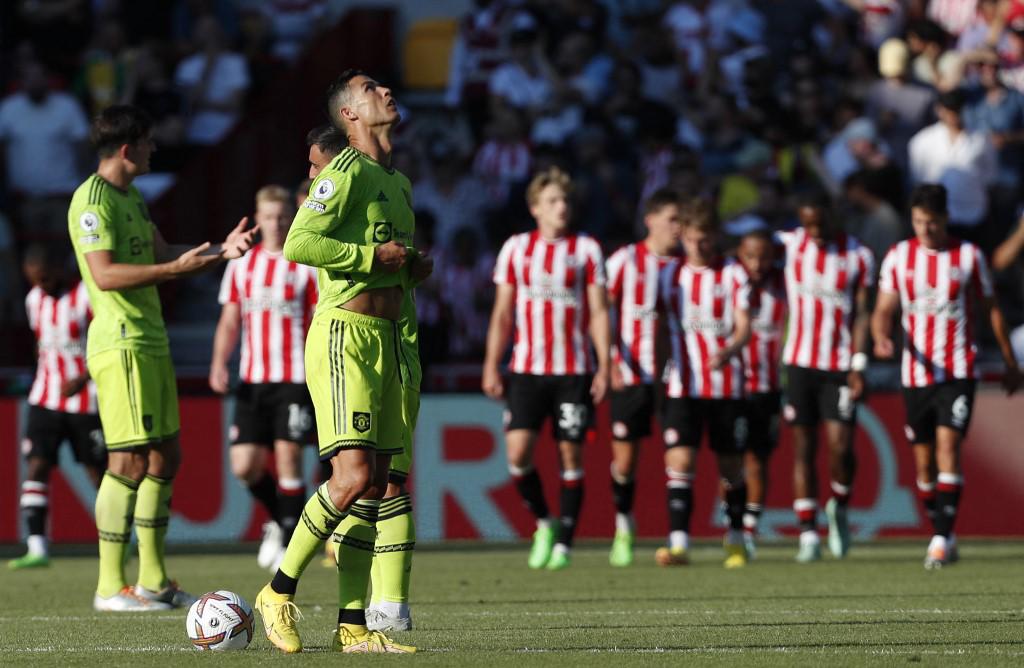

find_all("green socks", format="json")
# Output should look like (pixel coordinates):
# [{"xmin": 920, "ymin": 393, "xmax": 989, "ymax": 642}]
[
  {"xmin": 371, "ymin": 494, "xmax": 415, "ymax": 605},
  {"xmin": 335, "ymin": 499, "xmax": 379, "ymax": 614},
  {"xmin": 95, "ymin": 472, "xmax": 138, "ymax": 598},
  {"xmin": 278, "ymin": 483, "xmax": 346, "ymax": 581},
  {"xmin": 135, "ymin": 474, "xmax": 173, "ymax": 592}
]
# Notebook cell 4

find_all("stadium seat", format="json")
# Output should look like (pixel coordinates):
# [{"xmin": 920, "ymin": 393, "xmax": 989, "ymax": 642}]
[{"xmin": 402, "ymin": 18, "xmax": 458, "ymax": 89}]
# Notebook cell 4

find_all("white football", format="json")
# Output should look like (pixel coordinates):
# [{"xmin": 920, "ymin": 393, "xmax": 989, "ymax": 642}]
[{"xmin": 185, "ymin": 590, "xmax": 254, "ymax": 651}]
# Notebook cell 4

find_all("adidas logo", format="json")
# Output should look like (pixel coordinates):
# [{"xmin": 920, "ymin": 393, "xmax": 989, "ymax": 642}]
[{"xmin": 376, "ymin": 191, "xmax": 388, "ymax": 202}]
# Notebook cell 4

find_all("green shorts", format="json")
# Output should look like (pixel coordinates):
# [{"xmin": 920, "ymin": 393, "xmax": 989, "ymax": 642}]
[
  {"xmin": 389, "ymin": 387, "xmax": 419, "ymax": 482},
  {"xmin": 305, "ymin": 308, "xmax": 404, "ymax": 459},
  {"xmin": 88, "ymin": 349, "xmax": 180, "ymax": 450}
]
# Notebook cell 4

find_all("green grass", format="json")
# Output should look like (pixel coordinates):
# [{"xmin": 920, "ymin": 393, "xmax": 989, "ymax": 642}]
[{"xmin": 2, "ymin": 541, "xmax": 1023, "ymax": 666}]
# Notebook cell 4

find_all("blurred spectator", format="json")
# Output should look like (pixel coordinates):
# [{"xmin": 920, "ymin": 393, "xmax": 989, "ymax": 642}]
[
  {"xmin": 866, "ymin": 38, "xmax": 935, "ymax": 169},
  {"xmin": 845, "ymin": 0, "xmax": 906, "ymax": 49},
  {"xmin": 0, "ymin": 60, "xmax": 88, "ymax": 240},
  {"xmin": 445, "ymin": 0, "xmax": 511, "ymax": 139},
  {"xmin": 957, "ymin": 0, "xmax": 1007, "ymax": 52},
  {"xmin": 413, "ymin": 138, "xmax": 493, "ymax": 251},
  {"xmin": 572, "ymin": 123, "xmax": 636, "ymax": 238},
  {"xmin": 174, "ymin": 15, "xmax": 250, "ymax": 145},
  {"xmin": 999, "ymin": 14, "xmax": 1024, "ymax": 93},
  {"xmin": 552, "ymin": 31, "xmax": 612, "ymax": 106},
  {"xmin": 171, "ymin": 0, "xmax": 240, "ymax": 52},
  {"xmin": 122, "ymin": 44, "xmax": 186, "ymax": 170},
  {"xmin": 0, "ymin": 210, "xmax": 19, "ymax": 323},
  {"xmin": 437, "ymin": 226, "xmax": 495, "ymax": 359},
  {"xmin": 843, "ymin": 169, "xmax": 906, "ymax": 268},
  {"xmin": 13, "ymin": 0, "xmax": 91, "ymax": 75},
  {"xmin": 906, "ymin": 19, "xmax": 949, "ymax": 86},
  {"xmin": 472, "ymin": 107, "xmax": 532, "ymax": 203},
  {"xmin": 964, "ymin": 56, "xmax": 1024, "ymax": 230},
  {"xmin": 488, "ymin": 16, "xmax": 553, "ymax": 118},
  {"xmin": 256, "ymin": 0, "xmax": 326, "ymax": 64},
  {"xmin": 74, "ymin": 18, "xmax": 128, "ymax": 115},
  {"xmin": 927, "ymin": 0, "xmax": 979, "ymax": 38},
  {"xmin": 821, "ymin": 117, "xmax": 891, "ymax": 189},
  {"xmin": 908, "ymin": 89, "xmax": 997, "ymax": 246}
]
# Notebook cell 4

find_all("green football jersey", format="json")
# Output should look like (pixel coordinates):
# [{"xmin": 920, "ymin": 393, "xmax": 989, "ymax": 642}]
[
  {"xmin": 284, "ymin": 146, "xmax": 415, "ymax": 313},
  {"xmin": 68, "ymin": 173, "xmax": 169, "ymax": 357}
]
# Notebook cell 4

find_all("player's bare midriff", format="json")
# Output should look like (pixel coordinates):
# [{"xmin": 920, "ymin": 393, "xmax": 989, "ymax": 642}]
[{"xmin": 341, "ymin": 285, "xmax": 403, "ymax": 320}]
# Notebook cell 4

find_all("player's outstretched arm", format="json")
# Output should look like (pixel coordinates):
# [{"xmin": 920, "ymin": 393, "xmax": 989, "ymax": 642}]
[
  {"xmin": 210, "ymin": 302, "xmax": 241, "ymax": 394},
  {"xmin": 482, "ymin": 284, "xmax": 515, "ymax": 400},
  {"xmin": 871, "ymin": 291, "xmax": 899, "ymax": 359},
  {"xmin": 587, "ymin": 283, "xmax": 611, "ymax": 404},
  {"xmin": 84, "ymin": 243, "xmax": 223, "ymax": 291},
  {"xmin": 992, "ymin": 215, "xmax": 1024, "ymax": 272},
  {"xmin": 986, "ymin": 296, "xmax": 1022, "ymax": 395}
]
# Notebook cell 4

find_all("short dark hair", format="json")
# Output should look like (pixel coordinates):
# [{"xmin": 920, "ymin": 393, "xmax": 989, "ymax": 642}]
[
  {"xmin": 741, "ymin": 228, "xmax": 774, "ymax": 245},
  {"xmin": 23, "ymin": 242, "xmax": 68, "ymax": 268},
  {"xmin": 306, "ymin": 124, "xmax": 347, "ymax": 156},
  {"xmin": 909, "ymin": 183, "xmax": 948, "ymax": 217},
  {"xmin": 325, "ymin": 69, "xmax": 367, "ymax": 127},
  {"xmin": 795, "ymin": 190, "xmax": 832, "ymax": 214},
  {"xmin": 643, "ymin": 188, "xmax": 683, "ymax": 217},
  {"xmin": 91, "ymin": 105, "xmax": 153, "ymax": 158},
  {"xmin": 679, "ymin": 197, "xmax": 716, "ymax": 232},
  {"xmin": 936, "ymin": 89, "xmax": 966, "ymax": 113}
]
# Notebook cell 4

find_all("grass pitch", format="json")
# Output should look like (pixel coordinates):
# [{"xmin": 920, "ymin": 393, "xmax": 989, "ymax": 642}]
[{"xmin": 1, "ymin": 541, "xmax": 1023, "ymax": 666}]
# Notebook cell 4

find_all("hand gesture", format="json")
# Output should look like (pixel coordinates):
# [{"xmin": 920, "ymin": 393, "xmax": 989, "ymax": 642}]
[
  {"xmin": 222, "ymin": 217, "xmax": 255, "ymax": 260},
  {"xmin": 373, "ymin": 241, "xmax": 408, "ymax": 273},
  {"xmin": 209, "ymin": 364, "xmax": 230, "ymax": 394},
  {"xmin": 174, "ymin": 242, "xmax": 221, "ymax": 275},
  {"xmin": 410, "ymin": 252, "xmax": 434, "ymax": 282},
  {"xmin": 60, "ymin": 376, "xmax": 88, "ymax": 398},
  {"xmin": 610, "ymin": 363, "xmax": 625, "ymax": 391},
  {"xmin": 874, "ymin": 337, "xmax": 895, "ymax": 359},
  {"xmin": 847, "ymin": 370, "xmax": 866, "ymax": 401},
  {"xmin": 482, "ymin": 364, "xmax": 504, "ymax": 400},
  {"xmin": 590, "ymin": 369, "xmax": 609, "ymax": 405}
]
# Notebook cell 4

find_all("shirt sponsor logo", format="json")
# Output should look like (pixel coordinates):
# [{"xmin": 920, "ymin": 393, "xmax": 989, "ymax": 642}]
[
  {"xmin": 79, "ymin": 212, "xmax": 99, "ymax": 232},
  {"xmin": 313, "ymin": 178, "xmax": 335, "ymax": 200},
  {"xmin": 795, "ymin": 283, "xmax": 850, "ymax": 307},
  {"xmin": 302, "ymin": 199, "xmax": 326, "ymax": 213}
]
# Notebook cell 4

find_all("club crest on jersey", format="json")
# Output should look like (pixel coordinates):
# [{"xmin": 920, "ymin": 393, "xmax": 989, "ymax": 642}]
[
  {"xmin": 313, "ymin": 178, "xmax": 335, "ymax": 200},
  {"xmin": 353, "ymin": 411, "xmax": 372, "ymax": 433},
  {"xmin": 79, "ymin": 212, "xmax": 99, "ymax": 232},
  {"xmin": 373, "ymin": 222, "xmax": 393, "ymax": 243}
]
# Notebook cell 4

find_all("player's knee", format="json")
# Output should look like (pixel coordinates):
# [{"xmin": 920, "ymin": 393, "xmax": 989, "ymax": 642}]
[
  {"xmin": 230, "ymin": 457, "xmax": 262, "ymax": 483},
  {"xmin": 108, "ymin": 451, "xmax": 148, "ymax": 481},
  {"xmin": 327, "ymin": 467, "xmax": 373, "ymax": 507}
]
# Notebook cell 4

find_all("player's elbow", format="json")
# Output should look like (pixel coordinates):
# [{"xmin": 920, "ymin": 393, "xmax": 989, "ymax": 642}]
[{"xmin": 282, "ymin": 234, "xmax": 302, "ymax": 263}]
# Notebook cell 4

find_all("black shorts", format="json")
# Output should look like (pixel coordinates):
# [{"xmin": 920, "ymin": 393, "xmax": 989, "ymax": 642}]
[
  {"xmin": 662, "ymin": 397, "xmax": 745, "ymax": 454},
  {"xmin": 744, "ymin": 392, "xmax": 782, "ymax": 454},
  {"xmin": 231, "ymin": 382, "xmax": 316, "ymax": 446},
  {"xmin": 784, "ymin": 366, "xmax": 857, "ymax": 426},
  {"xmin": 505, "ymin": 373, "xmax": 593, "ymax": 443},
  {"xmin": 23, "ymin": 405, "xmax": 106, "ymax": 468},
  {"xmin": 902, "ymin": 379, "xmax": 977, "ymax": 444},
  {"xmin": 610, "ymin": 384, "xmax": 655, "ymax": 441}
]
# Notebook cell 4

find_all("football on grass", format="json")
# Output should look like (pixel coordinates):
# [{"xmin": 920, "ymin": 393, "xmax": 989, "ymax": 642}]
[{"xmin": 185, "ymin": 590, "xmax": 254, "ymax": 651}]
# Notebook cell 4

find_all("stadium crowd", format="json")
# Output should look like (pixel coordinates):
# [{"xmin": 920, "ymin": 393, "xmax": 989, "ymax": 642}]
[{"xmin": 3, "ymin": 0, "xmax": 1024, "ymax": 383}]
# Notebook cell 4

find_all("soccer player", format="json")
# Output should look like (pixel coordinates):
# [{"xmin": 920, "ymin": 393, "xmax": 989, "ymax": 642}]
[
  {"xmin": 306, "ymin": 120, "xmax": 424, "ymax": 631},
  {"xmin": 604, "ymin": 188, "xmax": 682, "ymax": 567},
  {"xmin": 655, "ymin": 199, "xmax": 751, "ymax": 569},
  {"xmin": 483, "ymin": 167, "xmax": 610, "ymax": 571},
  {"xmin": 779, "ymin": 193, "xmax": 874, "ymax": 562},
  {"xmin": 255, "ymin": 70, "xmax": 424, "ymax": 654},
  {"xmin": 735, "ymin": 230, "xmax": 787, "ymax": 557},
  {"xmin": 9, "ymin": 244, "xmax": 106, "ymax": 570},
  {"xmin": 69, "ymin": 105, "xmax": 255, "ymax": 611},
  {"xmin": 209, "ymin": 185, "xmax": 318, "ymax": 572},
  {"xmin": 872, "ymin": 184, "xmax": 1020, "ymax": 569}
]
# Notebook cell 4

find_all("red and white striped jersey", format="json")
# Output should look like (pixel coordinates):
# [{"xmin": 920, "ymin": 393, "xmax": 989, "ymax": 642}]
[
  {"xmin": 741, "ymin": 266, "xmax": 787, "ymax": 394},
  {"xmin": 493, "ymin": 231, "xmax": 606, "ymax": 376},
  {"xmin": 607, "ymin": 241, "xmax": 678, "ymax": 385},
  {"xmin": 779, "ymin": 229, "xmax": 874, "ymax": 372},
  {"xmin": 26, "ymin": 282, "xmax": 97, "ymax": 413},
  {"xmin": 879, "ymin": 238, "xmax": 992, "ymax": 387},
  {"xmin": 219, "ymin": 245, "xmax": 318, "ymax": 384},
  {"xmin": 472, "ymin": 140, "xmax": 531, "ymax": 200},
  {"xmin": 661, "ymin": 258, "xmax": 750, "ymax": 399}
]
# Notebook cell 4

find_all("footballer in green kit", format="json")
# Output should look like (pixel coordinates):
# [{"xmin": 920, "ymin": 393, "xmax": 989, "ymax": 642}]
[
  {"xmin": 254, "ymin": 71, "xmax": 429, "ymax": 655},
  {"xmin": 69, "ymin": 105, "xmax": 255, "ymax": 612}
]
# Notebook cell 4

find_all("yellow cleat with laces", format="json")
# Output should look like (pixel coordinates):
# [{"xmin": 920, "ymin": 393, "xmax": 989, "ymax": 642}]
[
  {"xmin": 254, "ymin": 584, "xmax": 303, "ymax": 653},
  {"xmin": 332, "ymin": 624, "xmax": 416, "ymax": 654}
]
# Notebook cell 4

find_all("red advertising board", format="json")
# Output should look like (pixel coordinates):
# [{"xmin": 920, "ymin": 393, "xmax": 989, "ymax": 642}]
[{"xmin": 1, "ymin": 391, "xmax": 1021, "ymax": 544}]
